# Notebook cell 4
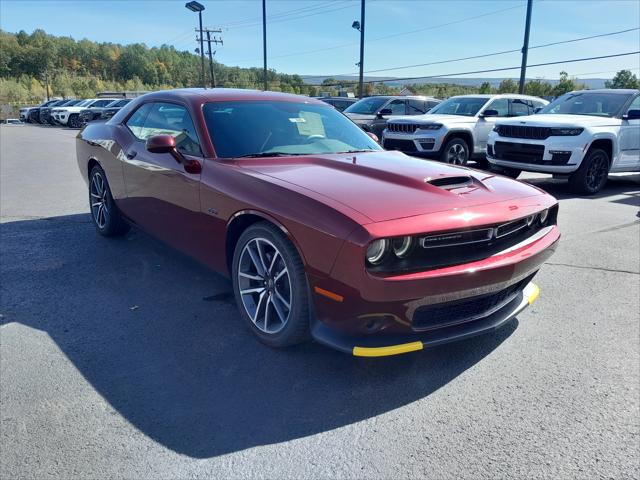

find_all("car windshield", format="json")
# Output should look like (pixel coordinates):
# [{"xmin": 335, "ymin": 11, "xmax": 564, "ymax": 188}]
[
  {"xmin": 113, "ymin": 99, "xmax": 130, "ymax": 107},
  {"xmin": 538, "ymin": 92, "xmax": 633, "ymax": 117},
  {"xmin": 344, "ymin": 97, "xmax": 390, "ymax": 115},
  {"xmin": 203, "ymin": 101, "xmax": 382, "ymax": 158},
  {"xmin": 64, "ymin": 100, "xmax": 82, "ymax": 106},
  {"xmin": 75, "ymin": 100, "xmax": 91, "ymax": 107},
  {"xmin": 428, "ymin": 97, "xmax": 490, "ymax": 116}
]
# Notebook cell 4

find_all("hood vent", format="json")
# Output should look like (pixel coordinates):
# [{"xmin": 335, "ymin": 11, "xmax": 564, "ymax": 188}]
[{"xmin": 427, "ymin": 175, "xmax": 474, "ymax": 189}]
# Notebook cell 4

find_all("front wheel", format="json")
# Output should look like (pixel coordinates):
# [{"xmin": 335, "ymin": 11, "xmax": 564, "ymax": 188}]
[
  {"xmin": 232, "ymin": 222, "xmax": 310, "ymax": 348},
  {"xmin": 569, "ymin": 148, "xmax": 609, "ymax": 195},
  {"xmin": 440, "ymin": 138, "xmax": 469, "ymax": 165},
  {"xmin": 89, "ymin": 166, "xmax": 130, "ymax": 236},
  {"xmin": 68, "ymin": 114, "xmax": 80, "ymax": 128}
]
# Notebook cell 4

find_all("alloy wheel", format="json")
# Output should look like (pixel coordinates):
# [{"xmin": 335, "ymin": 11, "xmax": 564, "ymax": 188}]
[
  {"xmin": 586, "ymin": 153, "xmax": 608, "ymax": 191},
  {"xmin": 90, "ymin": 171, "xmax": 110, "ymax": 229},
  {"xmin": 237, "ymin": 237, "xmax": 291, "ymax": 334},
  {"xmin": 447, "ymin": 143, "xmax": 468, "ymax": 165}
]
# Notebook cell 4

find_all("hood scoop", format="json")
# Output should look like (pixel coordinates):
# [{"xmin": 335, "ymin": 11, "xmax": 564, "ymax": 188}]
[{"xmin": 426, "ymin": 175, "xmax": 474, "ymax": 190}]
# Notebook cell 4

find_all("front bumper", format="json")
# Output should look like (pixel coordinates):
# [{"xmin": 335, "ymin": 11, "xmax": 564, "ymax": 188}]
[
  {"xmin": 487, "ymin": 134, "xmax": 587, "ymax": 173},
  {"xmin": 312, "ymin": 282, "xmax": 539, "ymax": 356},
  {"xmin": 382, "ymin": 130, "xmax": 445, "ymax": 155}
]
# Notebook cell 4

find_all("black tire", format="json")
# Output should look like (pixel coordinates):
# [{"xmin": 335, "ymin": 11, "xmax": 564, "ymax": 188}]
[
  {"xmin": 568, "ymin": 148, "xmax": 609, "ymax": 195},
  {"xmin": 498, "ymin": 166, "xmax": 521, "ymax": 179},
  {"xmin": 474, "ymin": 156, "xmax": 489, "ymax": 170},
  {"xmin": 440, "ymin": 138, "xmax": 470, "ymax": 165},
  {"xmin": 68, "ymin": 114, "xmax": 80, "ymax": 128},
  {"xmin": 88, "ymin": 165, "xmax": 130, "ymax": 237},
  {"xmin": 231, "ymin": 222, "xmax": 310, "ymax": 348}
]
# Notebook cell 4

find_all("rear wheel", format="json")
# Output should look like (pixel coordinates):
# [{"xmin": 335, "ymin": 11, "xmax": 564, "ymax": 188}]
[
  {"xmin": 440, "ymin": 138, "xmax": 469, "ymax": 165},
  {"xmin": 89, "ymin": 166, "xmax": 130, "ymax": 236},
  {"xmin": 232, "ymin": 222, "xmax": 310, "ymax": 348},
  {"xmin": 569, "ymin": 148, "xmax": 609, "ymax": 195}
]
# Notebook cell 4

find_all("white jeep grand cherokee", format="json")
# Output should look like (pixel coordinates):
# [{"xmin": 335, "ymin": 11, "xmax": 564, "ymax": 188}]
[
  {"xmin": 488, "ymin": 89, "xmax": 640, "ymax": 194},
  {"xmin": 382, "ymin": 94, "xmax": 548, "ymax": 166}
]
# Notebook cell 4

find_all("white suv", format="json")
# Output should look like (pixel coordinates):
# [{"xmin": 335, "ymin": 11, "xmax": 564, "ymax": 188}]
[
  {"xmin": 382, "ymin": 94, "xmax": 548, "ymax": 166},
  {"xmin": 52, "ymin": 98, "xmax": 118, "ymax": 128},
  {"xmin": 487, "ymin": 89, "xmax": 640, "ymax": 194}
]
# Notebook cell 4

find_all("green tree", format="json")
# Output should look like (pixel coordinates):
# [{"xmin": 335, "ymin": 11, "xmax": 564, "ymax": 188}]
[
  {"xmin": 524, "ymin": 79, "xmax": 553, "ymax": 97},
  {"xmin": 497, "ymin": 78, "xmax": 518, "ymax": 93},
  {"xmin": 552, "ymin": 71, "xmax": 585, "ymax": 97},
  {"xmin": 604, "ymin": 69, "xmax": 639, "ymax": 89},
  {"xmin": 478, "ymin": 81, "xmax": 492, "ymax": 94}
]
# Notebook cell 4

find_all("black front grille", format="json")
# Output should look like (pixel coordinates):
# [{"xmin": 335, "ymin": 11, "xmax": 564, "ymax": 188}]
[
  {"xmin": 494, "ymin": 141, "xmax": 544, "ymax": 163},
  {"xmin": 496, "ymin": 124, "xmax": 551, "ymax": 140},
  {"xmin": 387, "ymin": 123, "xmax": 420, "ymax": 134},
  {"xmin": 412, "ymin": 273, "xmax": 535, "ymax": 331},
  {"xmin": 383, "ymin": 138, "xmax": 417, "ymax": 152}
]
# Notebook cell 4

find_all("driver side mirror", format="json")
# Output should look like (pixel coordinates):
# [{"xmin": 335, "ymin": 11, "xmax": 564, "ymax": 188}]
[
  {"xmin": 480, "ymin": 109, "xmax": 499, "ymax": 118},
  {"xmin": 533, "ymin": 107, "xmax": 543, "ymax": 114},
  {"xmin": 376, "ymin": 108, "xmax": 393, "ymax": 118},
  {"xmin": 623, "ymin": 109, "xmax": 640, "ymax": 120},
  {"xmin": 145, "ymin": 134, "xmax": 201, "ymax": 174}
]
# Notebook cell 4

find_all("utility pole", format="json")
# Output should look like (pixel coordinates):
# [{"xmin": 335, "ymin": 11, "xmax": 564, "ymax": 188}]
[
  {"xmin": 44, "ymin": 70, "xmax": 50, "ymax": 101},
  {"xmin": 262, "ymin": 0, "xmax": 268, "ymax": 91},
  {"xmin": 358, "ymin": 0, "xmax": 365, "ymax": 98},
  {"xmin": 199, "ymin": 28, "xmax": 223, "ymax": 88},
  {"xmin": 518, "ymin": 0, "xmax": 533, "ymax": 94}
]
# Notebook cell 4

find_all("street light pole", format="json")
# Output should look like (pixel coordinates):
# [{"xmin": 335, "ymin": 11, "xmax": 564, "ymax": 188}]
[
  {"xmin": 262, "ymin": 0, "xmax": 268, "ymax": 91},
  {"xmin": 185, "ymin": 1, "xmax": 206, "ymax": 88},
  {"xmin": 518, "ymin": 0, "xmax": 533, "ymax": 94},
  {"xmin": 358, "ymin": 0, "xmax": 365, "ymax": 98}
]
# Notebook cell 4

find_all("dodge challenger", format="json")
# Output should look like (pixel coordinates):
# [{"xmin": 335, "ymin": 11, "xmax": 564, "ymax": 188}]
[{"xmin": 76, "ymin": 88, "xmax": 560, "ymax": 357}]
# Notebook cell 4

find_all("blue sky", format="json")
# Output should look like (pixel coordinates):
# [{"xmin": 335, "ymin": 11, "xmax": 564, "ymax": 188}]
[{"xmin": 1, "ymin": 0, "xmax": 639, "ymax": 80}]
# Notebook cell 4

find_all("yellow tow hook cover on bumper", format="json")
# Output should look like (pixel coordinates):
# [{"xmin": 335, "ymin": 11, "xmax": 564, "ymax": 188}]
[{"xmin": 353, "ymin": 341, "xmax": 423, "ymax": 357}]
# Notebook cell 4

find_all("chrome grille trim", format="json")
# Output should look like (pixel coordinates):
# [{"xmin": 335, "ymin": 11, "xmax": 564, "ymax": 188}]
[{"xmin": 387, "ymin": 123, "xmax": 420, "ymax": 134}]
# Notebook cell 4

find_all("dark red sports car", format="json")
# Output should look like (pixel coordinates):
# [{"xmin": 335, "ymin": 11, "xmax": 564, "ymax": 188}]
[{"xmin": 76, "ymin": 88, "xmax": 559, "ymax": 357}]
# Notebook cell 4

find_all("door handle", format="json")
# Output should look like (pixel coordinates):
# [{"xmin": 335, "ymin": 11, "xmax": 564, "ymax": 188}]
[{"xmin": 126, "ymin": 151, "xmax": 137, "ymax": 159}]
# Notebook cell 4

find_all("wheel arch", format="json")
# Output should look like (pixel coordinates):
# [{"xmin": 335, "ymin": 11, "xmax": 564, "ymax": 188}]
[
  {"xmin": 588, "ymin": 137, "xmax": 614, "ymax": 169},
  {"xmin": 442, "ymin": 130, "xmax": 474, "ymax": 154},
  {"xmin": 225, "ymin": 210, "xmax": 308, "ymax": 275}
]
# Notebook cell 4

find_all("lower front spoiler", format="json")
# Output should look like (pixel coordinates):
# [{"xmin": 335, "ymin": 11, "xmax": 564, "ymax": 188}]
[{"xmin": 311, "ymin": 282, "xmax": 540, "ymax": 357}]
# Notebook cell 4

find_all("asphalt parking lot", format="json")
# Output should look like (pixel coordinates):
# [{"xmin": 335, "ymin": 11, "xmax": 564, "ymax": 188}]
[{"xmin": 1, "ymin": 124, "xmax": 639, "ymax": 479}]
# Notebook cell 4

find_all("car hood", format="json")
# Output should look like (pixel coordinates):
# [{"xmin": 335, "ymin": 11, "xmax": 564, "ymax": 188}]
[
  {"xmin": 239, "ymin": 151, "xmax": 547, "ymax": 224},
  {"xmin": 497, "ymin": 114, "xmax": 621, "ymax": 128},
  {"xmin": 389, "ymin": 114, "xmax": 476, "ymax": 125}
]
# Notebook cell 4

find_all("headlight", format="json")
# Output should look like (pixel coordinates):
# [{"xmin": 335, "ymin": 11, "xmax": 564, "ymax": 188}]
[
  {"xmin": 539, "ymin": 209, "xmax": 549, "ymax": 224},
  {"xmin": 366, "ymin": 239, "xmax": 389, "ymax": 265},
  {"xmin": 550, "ymin": 127, "xmax": 583, "ymax": 136},
  {"xmin": 418, "ymin": 123, "xmax": 442, "ymax": 130},
  {"xmin": 392, "ymin": 236, "xmax": 413, "ymax": 258}
]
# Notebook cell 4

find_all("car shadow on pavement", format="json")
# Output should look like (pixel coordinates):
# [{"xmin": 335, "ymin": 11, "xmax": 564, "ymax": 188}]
[
  {"xmin": 522, "ymin": 174, "xmax": 640, "ymax": 205},
  {"xmin": 1, "ymin": 214, "xmax": 517, "ymax": 459}
]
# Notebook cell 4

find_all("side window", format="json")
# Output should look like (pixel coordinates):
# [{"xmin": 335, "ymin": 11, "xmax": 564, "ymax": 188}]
[
  {"xmin": 408, "ymin": 99, "xmax": 427, "ymax": 114},
  {"xmin": 510, "ymin": 99, "xmax": 531, "ymax": 117},
  {"xmin": 532, "ymin": 100, "xmax": 546, "ymax": 112},
  {"xmin": 125, "ymin": 103, "xmax": 153, "ymax": 139},
  {"xmin": 140, "ymin": 102, "xmax": 202, "ymax": 156},
  {"xmin": 385, "ymin": 99, "xmax": 406, "ymax": 115},
  {"xmin": 486, "ymin": 98, "xmax": 509, "ymax": 117},
  {"xmin": 92, "ymin": 100, "xmax": 114, "ymax": 108},
  {"xmin": 626, "ymin": 96, "xmax": 640, "ymax": 113}
]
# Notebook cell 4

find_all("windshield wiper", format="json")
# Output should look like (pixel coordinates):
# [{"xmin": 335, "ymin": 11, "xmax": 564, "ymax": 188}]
[
  {"xmin": 236, "ymin": 152, "xmax": 307, "ymax": 158},
  {"xmin": 338, "ymin": 149, "xmax": 377, "ymax": 154}
]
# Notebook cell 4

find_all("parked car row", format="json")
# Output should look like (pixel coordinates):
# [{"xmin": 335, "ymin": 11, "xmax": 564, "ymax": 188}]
[
  {"xmin": 19, "ymin": 98, "xmax": 132, "ymax": 127},
  {"xmin": 341, "ymin": 89, "xmax": 639, "ymax": 194}
]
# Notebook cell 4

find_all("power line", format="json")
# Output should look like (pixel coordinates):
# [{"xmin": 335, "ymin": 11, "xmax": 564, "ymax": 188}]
[
  {"xmin": 231, "ymin": 3, "xmax": 523, "ymax": 65},
  {"xmin": 218, "ymin": 1, "xmax": 349, "ymax": 28},
  {"xmin": 316, "ymin": 26, "xmax": 640, "ymax": 78},
  {"xmin": 309, "ymin": 51, "xmax": 640, "ymax": 86}
]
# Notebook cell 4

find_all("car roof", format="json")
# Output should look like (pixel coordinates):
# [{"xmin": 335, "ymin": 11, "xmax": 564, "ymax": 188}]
[
  {"xmin": 136, "ymin": 88, "xmax": 330, "ymax": 106},
  {"xmin": 564, "ymin": 88, "xmax": 639, "ymax": 94},
  {"xmin": 448, "ymin": 94, "xmax": 547, "ymax": 100}
]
